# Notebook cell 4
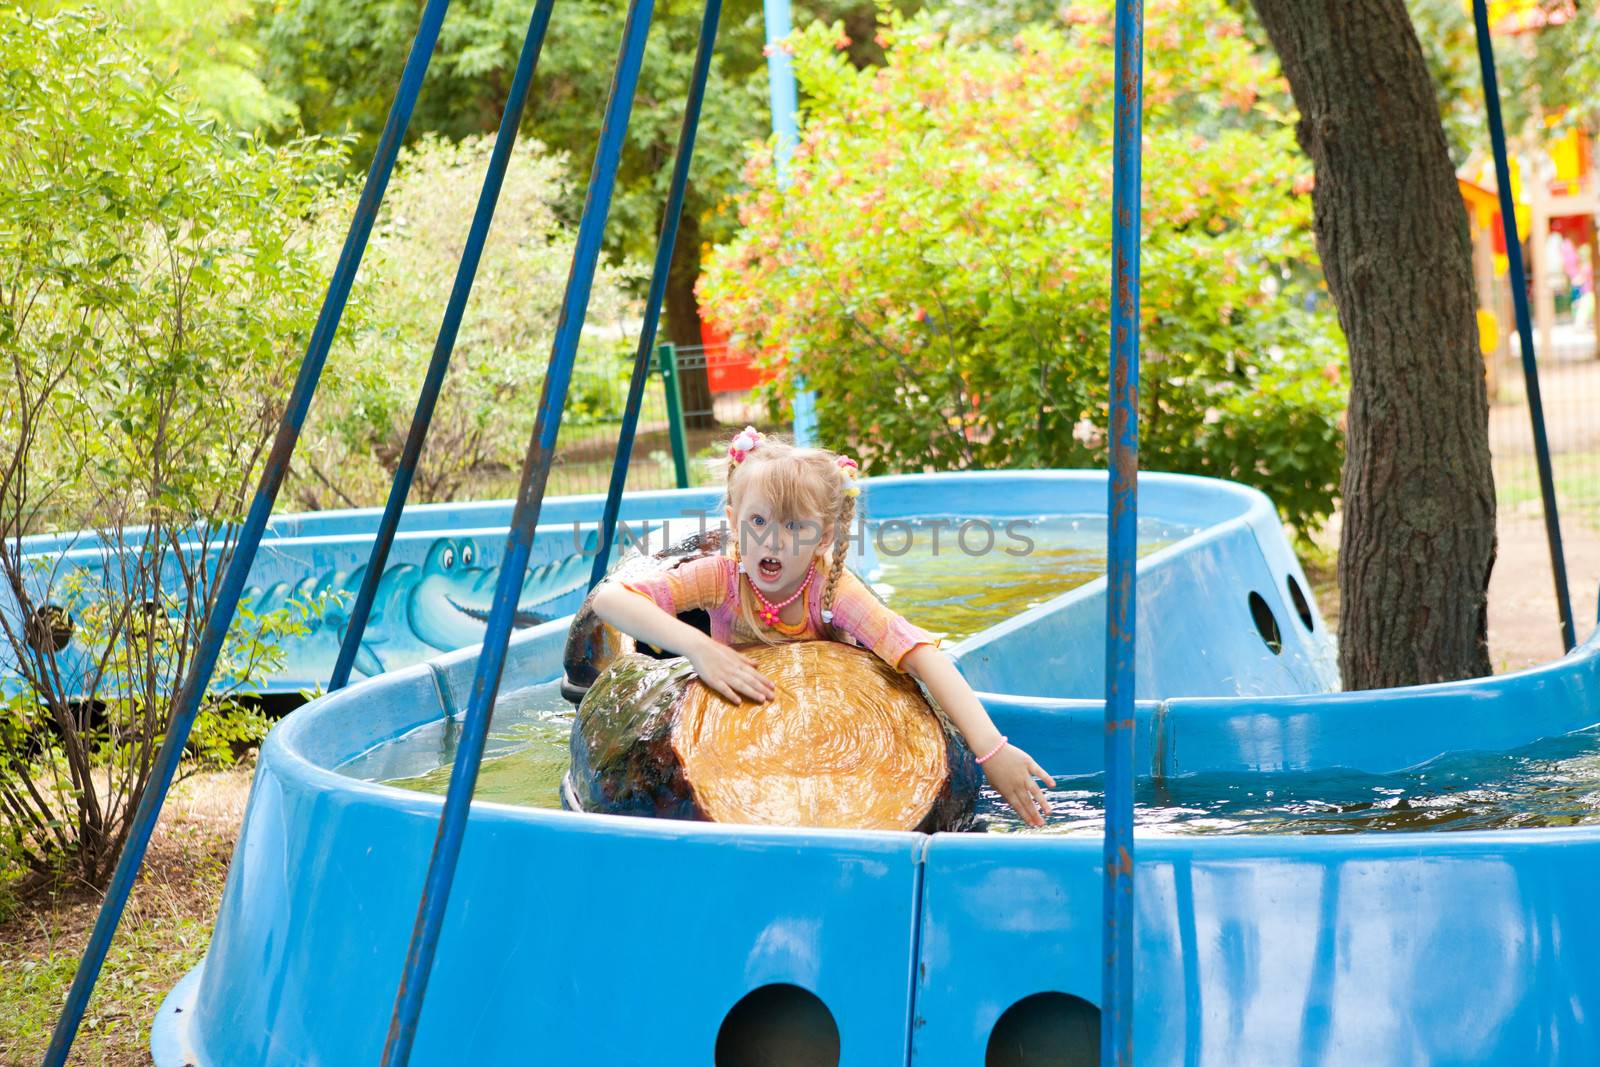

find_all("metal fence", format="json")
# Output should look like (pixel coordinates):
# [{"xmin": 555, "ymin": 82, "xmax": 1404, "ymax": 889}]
[
  {"xmin": 1488, "ymin": 318, "xmax": 1600, "ymax": 658},
  {"xmin": 538, "ymin": 343, "xmax": 790, "ymax": 497}
]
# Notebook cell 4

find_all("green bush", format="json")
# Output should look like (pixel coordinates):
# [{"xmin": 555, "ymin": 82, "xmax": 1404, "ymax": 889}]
[
  {"xmin": 700, "ymin": 0, "xmax": 1347, "ymax": 534},
  {"xmin": 0, "ymin": 7, "xmax": 344, "ymax": 890}
]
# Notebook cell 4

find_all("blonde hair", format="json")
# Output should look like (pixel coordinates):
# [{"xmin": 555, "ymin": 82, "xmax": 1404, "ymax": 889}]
[{"xmin": 712, "ymin": 430, "xmax": 859, "ymax": 645}]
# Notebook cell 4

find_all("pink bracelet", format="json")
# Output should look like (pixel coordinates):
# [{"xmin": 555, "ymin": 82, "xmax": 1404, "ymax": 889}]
[{"xmin": 974, "ymin": 736, "xmax": 1008, "ymax": 765}]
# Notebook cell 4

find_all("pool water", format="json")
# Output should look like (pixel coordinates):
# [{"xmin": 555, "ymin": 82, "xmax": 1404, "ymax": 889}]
[
  {"xmin": 339, "ymin": 681, "xmax": 574, "ymax": 810},
  {"xmin": 345, "ymin": 683, "xmax": 1600, "ymax": 833},
  {"xmin": 339, "ymin": 513, "xmax": 1193, "ymax": 809},
  {"xmin": 865, "ymin": 514, "xmax": 1191, "ymax": 642},
  {"xmin": 975, "ymin": 725, "xmax": 1600, "ymax": 835}
]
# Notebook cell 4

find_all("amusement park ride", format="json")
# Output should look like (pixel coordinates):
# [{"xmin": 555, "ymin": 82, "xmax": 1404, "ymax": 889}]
[
  {"xmin": 1462, "ymin": 0, "xmax": 1598, "ymax": 391},
  {"xmin": 18, "ymin": 0, "xmax": 1600, "ymax": 1064}
]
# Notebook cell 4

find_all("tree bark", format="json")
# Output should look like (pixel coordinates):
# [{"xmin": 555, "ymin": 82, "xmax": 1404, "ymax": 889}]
[
  {"xmin": 665, "ymin": 198, "xmax": 716, "ymax": 429},
  {"xmin": 1249, "ymin": 0, "xmax": 1496, "ymax": 688}
]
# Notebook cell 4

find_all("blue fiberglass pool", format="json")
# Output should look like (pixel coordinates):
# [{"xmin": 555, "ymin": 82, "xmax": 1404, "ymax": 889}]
[{"xmin": 149, "ymin": 471, "xmax": 1600, "ymax": 1065}]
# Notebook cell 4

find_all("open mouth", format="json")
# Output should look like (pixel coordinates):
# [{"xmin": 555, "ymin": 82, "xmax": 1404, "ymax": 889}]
[
  {"xmin": 445, "ymin": 595, "xmax": 545, "ymax": 629},
  {"xmin": 757, "ymin": 557, "xmax": 784, "ymax": 582}
]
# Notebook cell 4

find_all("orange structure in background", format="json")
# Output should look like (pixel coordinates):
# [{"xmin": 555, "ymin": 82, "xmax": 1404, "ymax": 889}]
[
  {"xmin": 1460, "ymin": 117, "xmax": 1599, "ymax": 396},
  {"xmin": 1485, "ymin": 0, "xmax": 1578, "ymax": 34},
  {"xmin": 1534, "ymin": 124, "xmax": 1598, "ymax": 364},
  {"xmin": 1548, "ymin": 125, "xmax": 1596, "ymax": 250},
  {"xmin": 699, "ymin": 317, "xmax": 780, "ymax": 394}
]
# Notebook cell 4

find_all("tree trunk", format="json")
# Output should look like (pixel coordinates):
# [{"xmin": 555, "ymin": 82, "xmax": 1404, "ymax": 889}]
[
  {"xmin": 665, "ymin": 198, "xmax": 716, "ymax": 429},
  {"xmin": 1249, "ymin": 0, "xmax": 1496, "ymax": 688},
  {"xmin": 567, "ymin": 642, "xmax": 981, "ymax": 831}
]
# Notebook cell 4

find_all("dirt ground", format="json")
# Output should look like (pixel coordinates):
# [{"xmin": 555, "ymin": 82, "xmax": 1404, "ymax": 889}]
[
  {"xmin": 1309, "ymin": 511, "xmax": 1600, "ymax": 673},
  {"xmin": 0, "ymin": 767, "xmax": 254, "ymax": 1066},
  {"xmin": 1484, "ymin": 339, "xmax": 1600, "ymax": 666},
  {"xmin": 1486, "ymin": 519, "xmax": 1600, "ymax": 670}
]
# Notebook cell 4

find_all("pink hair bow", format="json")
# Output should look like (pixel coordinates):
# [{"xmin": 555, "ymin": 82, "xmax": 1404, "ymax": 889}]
[{"xmin": 728, "ymin": 425, "xmax": 762, "ymax": 465}]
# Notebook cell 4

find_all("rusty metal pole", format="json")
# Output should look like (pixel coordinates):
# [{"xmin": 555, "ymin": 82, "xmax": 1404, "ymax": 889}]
[{"xmin": 1103, "ymin": 0, "xmax": 1144, "ymax": 1061}]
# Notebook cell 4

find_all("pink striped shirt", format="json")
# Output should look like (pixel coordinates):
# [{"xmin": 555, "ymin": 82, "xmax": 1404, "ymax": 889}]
[{"xmin": 618, "ymin": 554, "xmax": 939, "ymax": 671}]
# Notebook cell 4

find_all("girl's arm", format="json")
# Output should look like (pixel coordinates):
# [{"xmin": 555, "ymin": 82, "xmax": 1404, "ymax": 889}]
[
  {"xmin": 902, "ymin": 644, "xmax": 1056, "ymax": 827},
  {"xmin": 591, "ymin": 583, "xmax": 776, "ymax": 704}
]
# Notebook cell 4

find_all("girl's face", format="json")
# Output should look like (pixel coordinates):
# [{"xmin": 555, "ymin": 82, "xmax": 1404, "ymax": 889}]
[{"xmin": 728, "ymin": 495, "xmax": 831, "ymax": 597}]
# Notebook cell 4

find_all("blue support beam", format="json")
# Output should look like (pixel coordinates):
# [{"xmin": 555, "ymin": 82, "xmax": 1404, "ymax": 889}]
[
  {"xmin": 590, "ymin": 0, "xmax": 726, "ymax": 590},
  {"xmin": 761, "ymin": 0, "xmax": 799, "ymax": 172},
  {"xmin": 1470, "ymin": 0, "xmax": 1576, "ymax": 653},
  {"xmin": 761, "ymin": 0, "xmax": 817, "ymax": 445},
  {"xmin": 1103, "ymin": 0, "xmax": 1144, "ymax": 1061},
  {"xmin": 331, "ymin": 0, "xmax": 558, "ymax": 691},
  {"xmin": 379, "ymin": 0, "xmax": 659, "ymax": 1059},
  {"xmin": 40, "ymin": 3, "xmax": 455, "ymax": 1063}
]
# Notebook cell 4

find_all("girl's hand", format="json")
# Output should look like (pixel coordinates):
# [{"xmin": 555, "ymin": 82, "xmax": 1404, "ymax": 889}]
[
  {"xmin": 981, "ymin": 743, "xmax": 1056, "ymax": 828},
  {"xmin": 688, "ymin": 637, "xmax": 777, "ymax": 705}
]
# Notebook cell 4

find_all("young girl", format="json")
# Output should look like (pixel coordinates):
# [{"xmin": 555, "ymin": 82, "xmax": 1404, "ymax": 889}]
[{"xmin": 590, "ymin": 427, "xmax": 1056, "ymax": 828}]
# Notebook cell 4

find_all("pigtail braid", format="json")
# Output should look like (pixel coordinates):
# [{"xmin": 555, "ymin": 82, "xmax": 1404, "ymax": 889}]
[{"xmin": 823, "ymin": 492, "xmax": 856, "ymax": 640}]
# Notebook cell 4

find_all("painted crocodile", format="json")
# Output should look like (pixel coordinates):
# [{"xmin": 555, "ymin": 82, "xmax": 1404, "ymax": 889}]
[
  {"xmin": 242, "ymin": 532, "xmax": 604, "ymax": 686},
  {"xmin": 2, "ymin": 521, "xmax": 673, "ymax": 698}
]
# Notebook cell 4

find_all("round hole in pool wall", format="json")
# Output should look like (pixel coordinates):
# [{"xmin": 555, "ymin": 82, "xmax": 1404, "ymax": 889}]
[
  {"xmin": 1286, "ymin": 574, "xmax": 1316, "ymax": 632},
  {"xmin": 986, "ymin": 991, "xmax": 1101, "ymax": 1067},
  {"xmin": 715, "ymin": 983, "xmax": 840, "ymax": 1067},
  {"xmin": 1249, "ymin": 591, "xmax": 1283, "ymax": 655}
]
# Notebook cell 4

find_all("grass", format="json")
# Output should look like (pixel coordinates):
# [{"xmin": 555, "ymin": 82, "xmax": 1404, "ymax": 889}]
[
  {"xmin": 1494, "ymin": 448, "xmax": 1600, "ymax": 530},
  {"xmin": 0, "ymin": 764, "xmax": 254, "ymax": 1066}
]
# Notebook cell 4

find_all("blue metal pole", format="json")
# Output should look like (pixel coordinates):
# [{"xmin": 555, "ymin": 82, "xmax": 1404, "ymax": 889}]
[
  {"xmin": 1470, "ymin": 0, "xmax": 1575, "ymax": 653},
  {"xmin": 761, "ymin": 0, "xmax": 798, "ymax": 173},
  {"xmin": 40, "ymin": 4, "xmax": 453, "ymax": 1063},
  {"xmin": 380, "ymin": 0, "xmax": 657, "ymax": 1059},
  {"xmin": 589, "ymin": 0, "xmax": 724, "ymax": 591},
  {"xmin": 760, "ymin": 0, "xmax": 817, "ymax": 445},
  {"xmin": 330, "ymin": 0, "xmax": 557, "ymax": 691},
  {"xmin": 1103, "ymin": 0, "xmax": 1143, "ymax": 1060}
]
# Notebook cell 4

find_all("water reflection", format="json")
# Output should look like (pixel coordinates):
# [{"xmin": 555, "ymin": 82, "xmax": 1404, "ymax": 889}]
[{"xmin": 978, "ymin": 725, "xmax": 1600, "ymax": 835}]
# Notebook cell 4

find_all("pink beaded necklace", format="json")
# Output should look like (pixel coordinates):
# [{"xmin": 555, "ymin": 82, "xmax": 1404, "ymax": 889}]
[{"xmin": 746, "ymin": 561, "xmax": 816, "ymax": 627}]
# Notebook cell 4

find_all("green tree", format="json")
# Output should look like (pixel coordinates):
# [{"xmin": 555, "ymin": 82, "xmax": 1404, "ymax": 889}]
[
  {"xmin": 1516, "ymin": 8, "xmax": 1600, "ymax": 132},
  {"xmin": 1406, "ymin": 0, "xmax": 1495, "ymax": 161},
  {"xmin": 257, "ymin": 0, "xmax": 911, "ymax": 423},
  {"xmin": 261, "ymin": 0, "xmax": 767, "ymax": 354},
  {"xmin": 292, "ymin": 134, "xmax": 638, "ymax": 507},
  {"xmin": 26, "ymin": 0, "xmax": 297, "ymax": 132},
  {"xmin": 700, "ymin": 0, "xmax": 1347, "ymax": 535},
  {"xmin": 1401, "ymin": 0, "xmax": 1597, "ymax": 160},
  {"xmin": 0, "ymin": 8, "xmax": 346, "ymax": 889}
]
